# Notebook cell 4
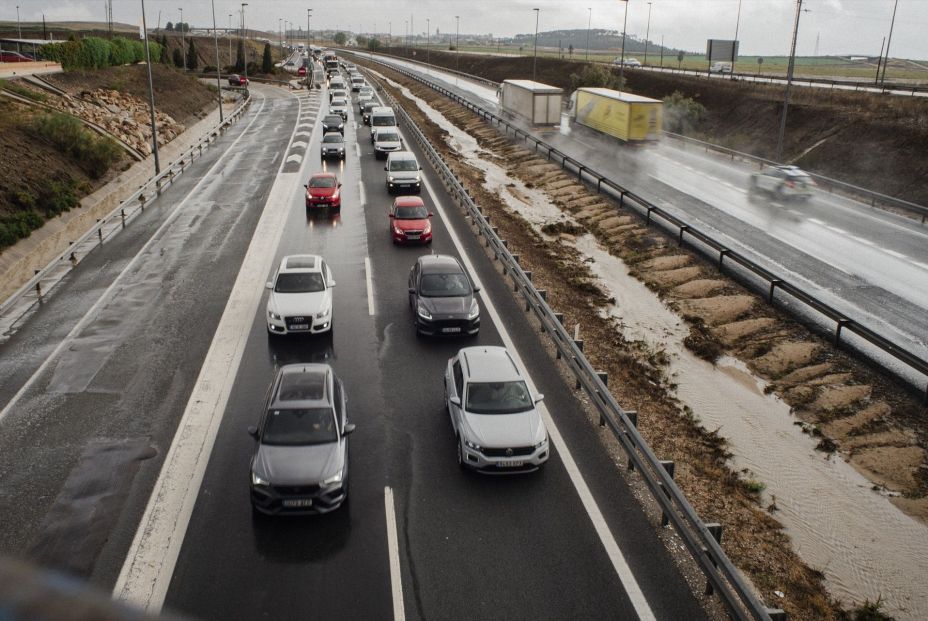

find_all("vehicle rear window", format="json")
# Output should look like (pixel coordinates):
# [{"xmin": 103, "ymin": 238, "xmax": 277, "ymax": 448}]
[
  {"xmin": 419, "ymin": 273, "xmax": 470, "ymax": 297},
  {"xmin": 275, "ymin": 272, "xmax": 325, "ymax": 293},
  {"xmin": 465, "ymin": 381, "xmax": 533, "ymax": 414},
  {"xmin": 395, "ymin": 205, "xmax": 428, "ymax": 219},
  {"xmin": 262, "ymin": 408, "xmax": 337, "ymax": 445}
]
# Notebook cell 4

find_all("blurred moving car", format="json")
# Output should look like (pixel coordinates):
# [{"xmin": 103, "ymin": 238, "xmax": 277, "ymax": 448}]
[
  {"xmin": 304, "ymin": 172, "xmax": 342, "ymax": 212},
  {"xmin": 0, "ymin": 51, "xmax": 34, "ymax": 62},
  {"xmin": 249, "ymin": 363, "xmax": 355, "ymax": 514},
  {"xmin": 227, "ymin": 74, "xmax": 249, "ymax": 86},
  {"xmin": 265, "ymin": 254, "xmax": 336, "ymax": 336},
  {"xmin": 408, "ymin": 254, "xmax": 479, "ymax": 336},
  {"xmin": 709, "ymin": 62, "xmax": 732, "ymax": 74},
  {"xmin": 613, "ymin": 57, "xmax": 641, "ymax": 67},
  {"xmin": 389, "ymin": 196, "xmax": 433, "ymax": 245},
  {"xmin": 750, "ymin": 165, "xmax": 815, "ymax": 201},
  {"xmin": 444, "ymin": 346, "xmax": 549, "ymax": 473}
]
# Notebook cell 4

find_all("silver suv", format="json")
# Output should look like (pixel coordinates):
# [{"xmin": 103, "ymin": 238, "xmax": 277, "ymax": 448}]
[
  {"xmin": 249, "ymin": 363, "xmax": 355, "ymax": 514},
  {"xmin": 385, "ymin": 151, "xmax": 422, "ymax": 194},
  {"xmin": 750, "ymin": 165, "xmax": 815, "ymax": 201},
  {"xmin": 444, "ymin": 347, "xmax": 549, "ymax": 473}
]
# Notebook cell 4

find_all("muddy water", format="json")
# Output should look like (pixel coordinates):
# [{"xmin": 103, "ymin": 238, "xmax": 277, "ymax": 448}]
[{"xmin": 385, "ymin": 77, "xmax": 928, "ymax": 619}]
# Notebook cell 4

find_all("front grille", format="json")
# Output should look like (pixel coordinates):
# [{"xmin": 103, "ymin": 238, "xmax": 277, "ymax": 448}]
[
  {"xmin": 273, "ymin": 484, "xmax": 321, "ymax": 496},
  {"xmin": 481, "ymin": 446, "xmax": 535, "ymax": 457},
  {"xmin": 404, "ymin": 229, "xmax": 423, "ymax": 237},
  {"xmin": 285, "ymin": 316, "xmax": 312, "ymax": 330}
]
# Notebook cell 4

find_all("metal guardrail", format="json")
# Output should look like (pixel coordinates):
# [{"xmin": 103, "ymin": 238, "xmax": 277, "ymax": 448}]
[
  {"xmin": 364, "ymin": 67, "xmax": 783, "ymax": 621},
  {"xmin": 356, "ymin": 53, "xmax": 928, "ymax": 399},
  {"xmin": 0, "ymin": 93, "xmax": 252, "ymax": 321}
]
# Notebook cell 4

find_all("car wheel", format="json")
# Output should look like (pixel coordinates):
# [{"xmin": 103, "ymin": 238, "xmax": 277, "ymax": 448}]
[{"xmin": 456, "ymin": 437, "xmax": 465, "ymax": 470}]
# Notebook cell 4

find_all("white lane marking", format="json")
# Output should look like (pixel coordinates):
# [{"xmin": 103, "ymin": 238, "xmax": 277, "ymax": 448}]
[
  {"xmin": 358, "ymin": 178, "xmax": 366, "ymax": 206},
  {"xmin": 0, "ymin": 94, "xmax": 269, "ymax": 424},
  {"xmin": 421, "ymin": 175, "xmax": 657, "ymax": 620},
  {"xmin": 113, "ymin": 92, "xmax": 311, "ymax": 612},
  {"xmin": 355, "ymin": 143, "xmax": 361, "ymax": 158},
  {"xmin": 365, "ymin": 257, "xmax": 376, "ymax": 316},
  {"xmin": 807, "ymin": 217, "xmax": 825, "ymax": 225},
  {"xmin": 852, "ymin": 236, "xmax": 875, "ymax": 246},
  {"xmin": 826, "ymin": 225, "xmax": 846, "ymax": 234},
  {"xmin": 884, "ymin": 249, "xmax": 906, "ymax": 259},
  {"xmin": 384, "ymin": 486, "xmax": 406, "ymax": 621}
]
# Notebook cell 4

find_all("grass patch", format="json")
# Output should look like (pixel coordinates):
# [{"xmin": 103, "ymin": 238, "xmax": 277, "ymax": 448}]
[
  {"xmin": 0, "ymin": 79, "xmax": 48, "ymax": 103},
  {"xmin": 853, "ymin": 597, "xmax": 895, "ymax": 621},
  {"xmin": 30, "ymin": 112, "xmax": 122, "ymax": 179},
  {"xmin": 742, "ymin": 479, "xmax": 766, "ymax": 495}
]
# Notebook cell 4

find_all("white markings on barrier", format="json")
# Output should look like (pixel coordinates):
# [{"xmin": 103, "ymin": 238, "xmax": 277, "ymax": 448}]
[
  {"xmin": 291, "ymin": 141, "xmax": 308, "ymax": 150},
  {"xmin": 421, "ymin": 174, "xmax": 657, "ymax": 620},
  {"xmin": 286, "ymin": 154, "xmax": 303, "ymax": 164},
  {"xmin": 384, "ymin": 486, "xmax": 406, "ymax": 621},
  {"xmin": 365, "ymin": 257, "xmax": 376, "ymax": 316},
  {"xmin": 113, "ymin": 91, "xmax": 311, "ymax": 612}
]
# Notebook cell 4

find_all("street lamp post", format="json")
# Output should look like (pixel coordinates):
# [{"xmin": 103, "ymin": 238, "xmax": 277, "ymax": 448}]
[
  {"xmin": 618, "ymin": 0, "xmax": 629, "ymax": 92},
  {"xmin": 532, "ymin": 8, "xmax": 540, "ymax": 82},
  {"xmin": 228, "ymin": 13, "xmax": 233, "ymax": 66},
  {"xmin": 179, "ymin": 7, "xmax": 185, "ymax": 71},
  {"xmin": 644, "ymin": 2, "xmax": 652, "ymax": 66},
  {"xmin": 455, "ymin": 16, "xmax": 460, "ymax": 73},
  {"xmin": 731, "ymin": 0, "xmax": 742, "ymax": 79},
  {"xmin": 775, "ymin": 0, "xmax": 804, "ymax": 162},
  {"xmin": 241, "ymin": 3, "xmax": 249, "ymax": 86},
  {"xmin": 426, "ymin": 18, "xmax": 430, "ymax": 65},
  {"xmin": 210, "ymin": 0, "xmax": 223, "ymax": 122},
  {"xmin": 16, "ymin": 5, "xmax": 21, "ymax": 53},
  {"xmin": 307, "ymin": 8, "xmax": 312, "ymax": 49},
  {"xmin": 278, "ymin": 18, "xmax": 282, "ymax": 53},
  {"xmin": 585, "ymin": 7, "xmax": 592, "ymax": 62},
  {"xmin": 139, "ymin": 0, "xmax": 160, "ymax": 174},
  {"xmin": 880, "ymin": 0, "xmax": 899, "ymax": 86}
]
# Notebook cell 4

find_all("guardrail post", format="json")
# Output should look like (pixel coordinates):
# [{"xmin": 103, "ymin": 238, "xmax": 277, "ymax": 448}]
[
  {"xmin": 35, "ymin": 280, "xmax": 42, "ymax": 297},
  {"xmin": 596, "ymin": 372, "xmax": 609, "ymax": 426},
  {"xmin": 678, "ymin": 225, "xmax": 689, "ymax": 246},
  {"xmin": 718, "ymin": 248, "xmax": 730, "ymax": 271},
  {"xmin": 659, "ymin": 460, "xmax": 676, "ymax": 526},
  {"xmin": 138, "ymin": 194, "xmax": 146, "ymax": 211},
  {"xmin": 766, "ymin": 609, "xmax": 788, "ymax": 621},
  {"xmin": 625, "ymin": 411, "xmax": 638, "ymax": 470},
  {"xmin": 97, "ymin": 222, "xmax": 103, "ymax": 243},
  {"xmin": 703, "ymin": 523, "xmax": 723, "ymax": 595},
  {"xmin": 834, "ymin": 318, "xmax": 850, "ymax": 345},
  {"xmin": 768, "ymin": 279, "xmax": 782, "ymax": 302}
]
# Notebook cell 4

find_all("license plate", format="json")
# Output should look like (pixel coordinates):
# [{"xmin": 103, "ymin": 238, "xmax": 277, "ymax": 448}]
[
  {"xmin": 406, "ymin": 234, "xmax": 420, "ymax": 240},
  {"xmin": 290, "ymin": 324, "xmax": 309, "ymax": 330},
  {"xmin": 441, "ymin": 327, "xmax": 461, "ymax": 333},
  {"xmin": 282, "ymin": 499, "xmax": 313, "ymax": 507},
  {"xmin": 499, "ymin": 461, "xmax": 524, "ymax": 468}
]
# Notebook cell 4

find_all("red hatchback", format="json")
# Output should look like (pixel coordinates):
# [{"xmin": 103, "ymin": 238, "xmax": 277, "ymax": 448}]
[
  {"xmin": 389, "ymin": 196, "xmax": 432, "ymax": 244},
  {"xmin": 305, "ymin": 172, "xmax": 342, "ymax": 213}
]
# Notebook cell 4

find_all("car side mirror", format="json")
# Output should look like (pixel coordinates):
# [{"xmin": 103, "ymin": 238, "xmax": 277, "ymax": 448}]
[
  {"xmin": 384, "ymin": 166, "xmax": 388, "ymax": 171},
  {"xmin": 428, "ymin": 212, "xmax": 434, "ymax": 217},
  {"xmin": 343, "ymin": 423, "xmax": 356, "ymax": 436},
  {"xmin": 449, "ymin": 396, "xmax": 461, "ymax": 406},
  {"xmin": 388, "ymin": 213, "xmax": 395, "ymax": 218},
  {"xmin": 329, "ymin": 280, "xmax": 336, "ymax": 288},
  {"xmin": 472, "ymin": 285, "xmax": 481, "ymax": 293},
  {"xmin": 338, "ymin": 182, "xmax": 342, "ymax": 188},
  {"xmin": 265, "ymin": 281, "xmax": 274, "ymax": 289},
  {"xmin": 247, "ymin": 426, "xmax": 259, "ymax": 439},
  {"xmin": 534, "ymin": 394, "xmax": 545, "ymax": 404},
  {"xmin": 408, "ymin": 287, "xmax": 416, "ymax": 294},
  {"xmin": 419, "ymin": 166, "xmax": 423, "ymax": 170},
  {"xmin": 303, "ymin": 184, "xmax": 308, "ymax": 189}
]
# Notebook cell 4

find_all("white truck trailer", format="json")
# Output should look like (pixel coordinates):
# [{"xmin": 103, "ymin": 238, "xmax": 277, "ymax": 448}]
[{"xmin": 497, "ymin": 79, "xmax": 563, "ymax": 125}]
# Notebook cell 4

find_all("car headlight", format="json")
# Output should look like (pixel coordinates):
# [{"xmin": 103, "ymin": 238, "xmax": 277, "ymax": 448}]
[
  {"xmin": 534, "ymin": 435, "xmax": 548, "ymax": 449},
  {"xmin": 423, "ymin": 222, "xmax": 431, "ymax": 235},
  {"xmin": 268, "ymin": 310, "xmax": 282, "ymax": 320},
  {"xmin": 315, "ymin": 304, "xmax": 331, "ymax": 319},
  {"xmin": 417, "ymin": 303, "xmax": 431, "ymax": 320},
  {"xmin": 466, "ymin": 299, "xmax": 480, "ymax": 320},
  {"xmin": 321, "ymin": 470, "xmax": 343, "ymax": 487},
  {"xmin": 331, "ymin": 190, "xmax": 340, "ymax": 200},
  {"xmin": 414, "ymin": 176, "xmax": 421, "ymax": 184},
  {"xmin": 251, "ymin": 471, "xmax": 269, "ymax": 486},
  {"xmin": 394, "ymin": 226, "xmax": 404, "ymax": 235},
  {"xmin": 464, "ymin": 439, "xmax": 481, "ymax": 451},
  {"xmin": 388, "ymin": 176, "xmax": 396, "ymax": 182}
]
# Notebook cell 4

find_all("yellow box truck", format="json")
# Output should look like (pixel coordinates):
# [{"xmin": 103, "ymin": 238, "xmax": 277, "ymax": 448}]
[{"xmin": 569, "ymin": 88, "xmax": 662, "ymax": 143}]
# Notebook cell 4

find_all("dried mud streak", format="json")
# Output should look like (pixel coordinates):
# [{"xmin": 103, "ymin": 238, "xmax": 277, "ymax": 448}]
[{"xmin": 364, "ymin": 61, "xmax": 843, "ymax": 620}]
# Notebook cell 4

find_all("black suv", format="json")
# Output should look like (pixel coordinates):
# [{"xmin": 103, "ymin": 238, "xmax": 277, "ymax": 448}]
[
  {"xmin": 321, "ymin": 114, "xmax": 345, "ymax": 135},
  {"xmin": 408, "ymin": 255, "xmax": 481, "ymax": 337}
]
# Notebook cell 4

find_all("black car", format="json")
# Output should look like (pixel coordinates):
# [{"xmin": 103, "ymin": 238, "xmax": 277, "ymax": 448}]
[
  {"xmin": 408, "ymin": 255, "xmax": 480, "ymax": 337},
  {"xmin": 249, "ymin": 364, "xmax": 355, "ymax": 515},
  {"xmin": 361, "ymin": 101, "xmax": 378, "ymax": 125},
  {"xmin": 321, "ymin": 114, "xmax": 345, "ymax": 135}
]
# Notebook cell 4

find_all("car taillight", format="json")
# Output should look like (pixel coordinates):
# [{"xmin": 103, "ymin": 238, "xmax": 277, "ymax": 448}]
[{"xmin": 786, "ymin": 180, "xmax": 796, "ymax": 189}]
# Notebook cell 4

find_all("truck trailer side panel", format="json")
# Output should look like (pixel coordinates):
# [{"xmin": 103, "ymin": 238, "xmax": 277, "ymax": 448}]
[
  {"xmin": 573, "ymin": 89, "xmax": 662, "ymax": 142},
  {"xmin": 500, "ymin": 80, "xmax": 564, "ymax": 125}
]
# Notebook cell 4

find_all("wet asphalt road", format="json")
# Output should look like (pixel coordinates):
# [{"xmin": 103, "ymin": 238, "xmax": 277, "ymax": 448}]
[
  {"xmin": 0, "ymin": 74, "xmax": 707, "ymax": 620},
  {"xmin": 360, "ymin": 53, "xmax": 928, "ymax": 367}
]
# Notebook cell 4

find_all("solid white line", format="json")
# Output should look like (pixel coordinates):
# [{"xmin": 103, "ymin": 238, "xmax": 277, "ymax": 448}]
[
  {"xmin": 358, "ymin": 178, "xmax": 367, "ymax": 206},
  {"xmin": 0, "ymin": 93, "xmax": 269, "ymax": 424},
  {"xmin": 112, "ymin": 91, "xmax": 311, "ymax": 612},
  {"xmin": 365, "ymin": 257, "xmax": 376, "ymax": 316},
  {"xmin": 421, "ymin": 175, "xmax": 656, "ymax": 620},
  {"xmin": 384, "ymin": 486, "xmax": 406, "ymax": 621}
]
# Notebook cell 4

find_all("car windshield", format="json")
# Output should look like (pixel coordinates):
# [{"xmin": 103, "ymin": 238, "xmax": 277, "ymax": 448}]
[
  {"xmin": 373, "ymin": 116, "xmax": 396, "ymax": 126},
  {"xmin": 275, "ymin": 272, "xmax": 326, "ymax": 293},
  {"xmin": 377, "ymin": 133, "xmax": 400, "ymax": 143},
  {"xmin": 419, "ymin": 272, "xmax": 470, "ymax": 297},
  {"xmin": 262, "ymin": 407, "xmax": 337, "ymax": 445},
  {"xmin": 465, "ymin": 381, "xmax": 533, "ymax": 414},
  {"xmin": 309, "ymin": 176, "xmax": 337, "ymax": 188},
  {"xmin": 323, "ymin": 116, "xmax": 342, "ymax": 124},
  {"xmin": 322, "ymin": 134, "xmax": 343, "ymax": 143},
  {"xmin": 395, "ymin": 205, "xmax": 428, "ymax": 219},
  {"xmin": 390, "ymin": 159, "xmax": 418, "ymax": 171}
]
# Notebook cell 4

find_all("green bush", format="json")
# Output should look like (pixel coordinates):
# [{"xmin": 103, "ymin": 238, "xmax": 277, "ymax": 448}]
[
  {"xmin": 38, "ymin": 37, "xmax": 161, "ymax": 70},
  {"xmin": 41, "ymin": 181, "xmax": 80, "ymax": 217},
  {"xmin": 31, "ymin": 112, "xmax": 122, "ymax": 179},
  {"xmin": 662, "ymin": 91, "xmax": 707, "ymax": 134},
  {"xmin": 0, "ymin": 79, "xmax": 47, "ymax": 102},
  {"xmin": 569, "ymin": 64, "xmax": 622, "ymax": 91}
]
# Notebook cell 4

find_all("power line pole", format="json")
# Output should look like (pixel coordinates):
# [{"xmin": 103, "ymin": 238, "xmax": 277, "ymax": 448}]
[
  {"xmin": 618, "ymin": 0, "xmax": 629, "ymax": 92},
  {"xmin": 732, "ymin": 0, "xmax": 742, "ymax": 79},
  {"xmin": 644, "ymin": 2, "xmax": 652, "ymax": 66},
  {"xmin": 775, "ymin": 0, "xmax": 804, "ymax": 162},
  {"xmin": 880, "ymin": 0, "xmax": 899, "ymax": 87},
  {"xmin": 179, "ymin": 7, "xmax": 185, "ymax": 71},
  {"xmin": 874, "ymin": 36, "xmax": 885, "ymax": 85},
  {"xmin": 241, "ymin": 3, "xmax": 249, "ymax": 86},
  {"xmin": 139, "ymin": 0, "xmax": 160, "ymax": 175},
  {"xmin": 211, "ymin": 0, "xmax": 223, "ymax": 122},
  {"xmin": 532, "ymin": 8, "xmax": 540, "ymax": 82}
]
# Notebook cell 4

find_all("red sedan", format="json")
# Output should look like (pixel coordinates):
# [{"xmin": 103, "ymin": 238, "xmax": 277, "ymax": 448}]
[
  {"xmin": 389, "ymin": 196, "xmax": 432, "ymax": 244},
  {"xmin": 227, "ymin": 74, "xmax": 248, "ymax": 86},
  {"xmin": 304, "ymin": 172, "xmax": 342, "ymax": 213}
]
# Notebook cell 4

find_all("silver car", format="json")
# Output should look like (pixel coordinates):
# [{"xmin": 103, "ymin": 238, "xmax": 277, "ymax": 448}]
[
  {"xmin": 373, "ymin": 128, "xmax": 403, "ymax": 160},
  {"xmin": 320, "ymin": 131, "xmax": 346, "ymax": 160},
  {"xmin": 249, "ymin": 364, "xmax": 355, "ymax": 515},
  {"xmin": 750, "ymin": 165, "xmax": 815, "ymax": 201},
  {"xmin": 330, "ymin": 97, "xmax": 349, "ymax": 121},
  {"xmin": 444, "ymin": 346, "xmax": 549, "ymax": 473}
]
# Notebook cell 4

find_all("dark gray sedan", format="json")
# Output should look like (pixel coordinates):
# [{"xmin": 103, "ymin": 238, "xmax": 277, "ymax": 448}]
[
  {"xmin": 408, "ymin": 255, "xmax": 480, "ymax": 337},
  {"xmin": 249, "ymin": 363, "xmax": 355, "ymax": 515}
]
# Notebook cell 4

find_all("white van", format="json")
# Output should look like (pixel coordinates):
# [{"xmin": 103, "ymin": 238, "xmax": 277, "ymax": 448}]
[
  {"xmin": 369, "ymin": 106, "xmax": 397, "ymax": 141},
  {"xmin": 384, "ymin": 151, "xmax": 422, "ymax": 194}
]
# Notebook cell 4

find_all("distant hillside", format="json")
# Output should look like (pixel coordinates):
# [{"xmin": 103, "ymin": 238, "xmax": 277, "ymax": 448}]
[{"xmin": 508, "ymin": 28, "xmax": 680, "ymax": 57}]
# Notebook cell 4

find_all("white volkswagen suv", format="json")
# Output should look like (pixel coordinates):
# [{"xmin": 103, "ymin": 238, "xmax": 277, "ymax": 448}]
[
  {"xmin": 444, "ymin": 346, "xmax": 549, "ymax": 473},
  {"xmin": 266, "ymin": 255, "xmax": 335, "ymax": 335}
]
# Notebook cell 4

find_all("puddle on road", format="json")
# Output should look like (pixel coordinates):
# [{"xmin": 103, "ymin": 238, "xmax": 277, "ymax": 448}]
[{"xmin": 384, "ymin": 78, "xmax": 928, "ymax": 619}]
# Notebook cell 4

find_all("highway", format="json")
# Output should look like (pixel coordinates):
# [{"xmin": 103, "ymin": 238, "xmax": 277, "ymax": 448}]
[
  {"xmin": 0, "ymin": 61, "xmax": 709, "ymax": 619},
  {"xmin": 354, "ymin": 52, "xmax": 928, "ymax": 373}
]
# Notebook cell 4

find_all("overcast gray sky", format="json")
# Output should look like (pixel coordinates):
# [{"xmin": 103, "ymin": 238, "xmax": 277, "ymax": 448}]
[{"xmin": 5, "ymin": 0, "xmax": 927, "ymax": 59}]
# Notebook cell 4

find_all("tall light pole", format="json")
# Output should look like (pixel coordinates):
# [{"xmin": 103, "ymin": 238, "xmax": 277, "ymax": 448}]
[
  {"xmin": 241, "ymin": 3, "xmax": 249, "ymax": 86},
  {"xmin": 307, "ymin": 8, "xmax": 312, "ymax": 48},
  {"xmin": 585, "ymin": 7, "xmax": 592, "ymax": 62},
  {"xmin": 179, "ymin": 7, "xmax": 185, "ymax": 71},
  {"xmin": 644, "ymin": 2, "xmax": 652, "ymax": 66},
  {"xmin": 880, "ymin": 0, "xmax": 899, "ymax": 86},
  {"xmin": 139, "ymin": 0, "xmax": 160, "ymax": 174},
  {"xmin": 775, "ymin": 0, "xmax": 804, "ymax": 162},
  {"xmin": 16, "ymin": 5, "xmax": 21, "ymax": 53},
  {"xmin": 228, "ymin": 13, "xmax": 233, "ymax": 65},
  {"xmin": 618, "ymin": 0, "xmax": 629, "ymax": 92},
  {"xmin": 455, "ymin": 16, "xmax": 460, "ymax": 73},
  {"xmin": 210, "ymin": 0, "xmax": 223, "ymax": 122},
  {"xmin": 532, "ymin": 8, "xmax": 540, "ymax": 82},
  {"xmin": 731, "ymin": 0, "xmax": 742, "ymax": 79},
  {"xmin": 426, "ymin": 18, "xmax": 431, "ymax": 65},
  {"xmin": 278, "ymin": 18, "xmax": 282, "ymax": 53}
]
